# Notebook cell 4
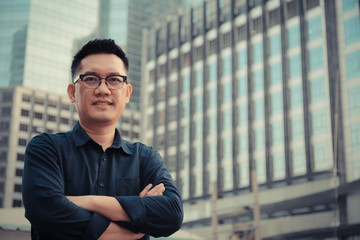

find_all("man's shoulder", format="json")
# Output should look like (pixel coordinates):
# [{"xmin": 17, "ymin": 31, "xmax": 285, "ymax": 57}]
[
  {"xmin": 120, "ymin": 138, "xmax": 159, "ymax": 157},
  {"xmin": 28, "ymin": 130, "xmax": 74, "ymax": 147}
]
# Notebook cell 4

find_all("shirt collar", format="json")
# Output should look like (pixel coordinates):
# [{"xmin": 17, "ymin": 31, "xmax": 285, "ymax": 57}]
[{"xmin": 72, "ymin": 121, "xmax": 132, "ymax": 154}]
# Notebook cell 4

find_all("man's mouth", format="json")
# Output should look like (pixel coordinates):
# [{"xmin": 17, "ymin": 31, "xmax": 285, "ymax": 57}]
[{"xmin": 93, "ymin": 102, "xmax": 113, "ymax": 106}]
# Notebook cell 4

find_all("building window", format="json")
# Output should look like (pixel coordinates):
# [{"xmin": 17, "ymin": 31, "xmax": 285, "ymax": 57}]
[
  {"xmin": 271, "ymin": 91, "xmax": 283, "ymax": 115},
  {"xmin": 209, "ymin": 88, "xmax": 217, "ymax": 109},
  {"xmin": 288, "ymin": 25, "xmax": 300, "ymax": 49},
  {"xmin": 223, "ymin": 82, "xmax": 232, "ymax": 103},
  {"xmin": 308, "ymin": 47, "xmax": 324, "ymax": 71},
  {"xmin": 238, "ymin": 76, "xmax": 247, "ymax": 97},
  {"xmin": 349, "ymin": 87, "xmax": 360, "ymax": 115},
  {"xmin": 223, "ymin": 136, "xmax": 232, "ymax": 159},
  {"xmin": 223, "ymin": 109, "xmax": 232, "ymax": 130},
  {"xmin": 182, "ymin": 73, "xmax": 190, "ymax": 94},
  {"xmin": 251, "ymin": 17, "xmax": 262, "ymax": 35},
  {"xmin": 21, "ymin": 109, "xmax": 29, "ymax": 117},
  {"xmin": 195, "ymin": 67, "xmax": 203, "ymax": 88},
  {"xmin": 223, "ymin": 55, "xmax": 232, "ymax": 77},
  {"xmin": 272, "ymin": 122, "xmax": 284, "ymax": 146},
  {"xmin": 237, "ymin": 132, "xmax": 248, "ymax": 157},
  {"xmin": 286, "ymin": 0, "xmax": 298, "ymax": 19},
  {"xmin": 182, "ymin": 52, "xmax": 191, "ymax": 67},
  {"xmin": 270, "ymin": 62, "xmax": 282, "ymax": 85},
  {"xmin": 272, "ymin": 153, "xmax": 285, "ymax": 180},
  {"xmin": 269, "ymin": 8, "xmax": 280, "ymax": 28},
  {"xmin": 351, "ymin": 123, "xmax": 360, "ymax": 152},
  {"xmin": 1, "ymin": 107, "xmax": 11, "ymax": 117},
  {"xmin": 312, "ymin": 109, "xmax": 327, "ymax": 135},
  {"xmin": 22, "ymin": 94, "xmax": 31, "ymax": 102},
  {"xmin": 34, "ymin": 112, "xmax": 43, "ymax": 120},
  {"xmin": 307, "ymin": 17, "xmax": 322, "ymax": 41},
  {"xmin": 306, "ymin": 0, "xmax": 319, "ymax": 11},
  {"xmin": 252, "ymin": 42, "xmax": 263, "ymax": 63},
  {"xmin": 195, "ymin": 94, "xmax": 203, "ymax": 113},
  {"xmin": 255, "ymin": 127, "xmax": 265, "ymax": 150},
  {"xmin": 239, "ymin": 104, "xmax": 248, "ymax": 126},
  {"xmin": 48, "ymin": 115, "xmax": 56, "ymax": 122},
  {"xmin": 61, "ymin": 103, "xmax": 70, "ymax": 111},
  {"xmin": 182, "ymin": 98, "xmax": 190, "ymax": 119},
  {"xmin": 60, "ymin": 117, "xmax": 69, "ymax": 125},
  {"xmin": 15, "ymin": 168, "xmax": 23, "ymax": 177},
  {"xmin": 221, "ymin": 32, "xmax": 231, "ymax": 49},
  {"xmin": 0, "ymin": 121, "xmax": 9, "ymax": 131},
  {"xmin": 236, "ymin": 25, "xmax": 246, "ymax": 42},
  {"xmin": 254, "ymin": 98, "xmax": 264, "ymax": 121},
  {"xmin": 159, "ymin": 64, "xmax": 166, "ymax": 78},
  {"xmin": 19, "ymin": 123, "xmax": 28, "ymax": 132},
  {"xmin": 343, "ymin": 0, "xmax": 359, "ymax": 12},
  {"xmin": 13, "ymin": 199, "xmax": 22, "ymax": 208},
  {"xmin": 48, "ymin": 99, "xmax": 57, "ymax": 108},
  {"xmin": 289, "ymin": 55, "xmax": 302, "ymax": 79},
  {"xmin": 208, "ymin": 39, "xmax": 217, "ymax": 56},
  {"xmin": 292, "ymin": 148, "xmax": 306, "ymax": 175},
  {"xmin": 256, "ymin": 157, "xmax": 266, "ymax": 183},
  {"xmin": 313, "ymin": 142, "xmax": 331, "ymax": 171},
  {"xmin": 18, "ymin": 138, "xmax": 27, "ymax": 146},
  {"xmin": 290, "ymin": 85, "xmax": 303, "ymax": 109},
  {"xmin": 346, "ymin": 51, "xmax": 360, "ymax": 79},
  {"xmin": 253, "ymin": 70, "xmax": 264, "ymax": 92},
  {"xmin": 344, "ymin": 17, "xmax": 360, "ymax": 45},
  {"xmin": 237, "ymin": 49, "xmax": 247, "ymax": 70},
  {"xmin": 35, "ymin": 97, "xmax": 44, "ymax": 105},
  {"xmin": 310, "ymin": 77, "xmax": 325, "ymax": 103},
  {"xmin": 208, "ymin": 61, "xmax": 217, "ymax": 82},
  {"xmin": 269, "ymin": 34, "xmax": 281, "ymax": 57},
  {"xmin": 195, "ymin": 119, "xmax": 203, "ymax": 140},
  {"xmin": 170, "ymin": 59, "xmax": 178, "ymax": 73},
  {"xmin": 14, "ymin": 183, "xmax": 22, "ymax": 192},
  {"xmin": 208, "ymin": 114, "xmax": 217, "ymax": 136},
  {"xmin": 17, "ymin": 153, "xmax": 25, "ymax": 162},
  {"xmin": 2, "ymin": 92, "xmax": 13, "ymax": 102},
  {"xmin": 194, "ymin": 46, "xmax": 203, "ymax": 62},
  {"xmin": 0, "ymin": 151, "xmax": 7, "ymax": 162},
  {"xmin": 291, "ymin": 115, "xmax": 304, "ymax": 140}
]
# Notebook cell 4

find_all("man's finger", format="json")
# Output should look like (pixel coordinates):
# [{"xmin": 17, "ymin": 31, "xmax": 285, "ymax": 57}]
[
  {"xmin": 146, "ymin": 183, "xmax": 165, "ymax": 196},
  {"xmin": 139, "ymin": 183, "xmax": 152, "ymax": 197}
]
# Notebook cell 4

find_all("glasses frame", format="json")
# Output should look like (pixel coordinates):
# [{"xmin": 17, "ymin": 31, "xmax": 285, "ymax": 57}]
[{"xmin": 73, "ymin": 73, "xmax": 128, "ymax": 89}]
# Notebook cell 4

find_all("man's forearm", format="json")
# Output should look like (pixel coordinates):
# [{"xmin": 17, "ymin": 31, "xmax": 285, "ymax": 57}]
[
  {"xmin": 67, "ymin": 195, "xmax": 131, "ymax": 222},
  {"xmin": 99, "ymin": 222, "xmax": 144, "ymax": 240}
]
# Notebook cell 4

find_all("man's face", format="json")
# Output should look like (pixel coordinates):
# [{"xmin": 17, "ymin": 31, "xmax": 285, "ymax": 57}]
[{"xmin": 68, "ymin": 53, "xmax": 132, "ymax": 127}]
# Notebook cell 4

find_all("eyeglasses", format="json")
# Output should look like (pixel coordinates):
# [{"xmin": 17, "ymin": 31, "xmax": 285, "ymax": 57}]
[{"xmin": 73, "ymin": 74, "xmax": 128, "ymax": 90}]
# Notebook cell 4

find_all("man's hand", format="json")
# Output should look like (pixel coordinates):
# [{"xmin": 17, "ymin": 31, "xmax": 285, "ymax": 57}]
[
  {"xmin": 139, "ymin": 183, "xmax": 165, "ymax": 197},
  {"xmin": 99, "ymin": 222, "xmax": 144, "ymax": 240}
]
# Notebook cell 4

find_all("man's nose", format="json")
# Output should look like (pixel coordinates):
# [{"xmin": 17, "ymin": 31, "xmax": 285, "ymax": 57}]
[{"xmin": 95, "ymin": 79, "xmax": 111, "ymax": 93}]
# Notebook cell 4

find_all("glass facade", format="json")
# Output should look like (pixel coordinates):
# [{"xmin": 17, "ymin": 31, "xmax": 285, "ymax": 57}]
[{"xmin": 0, "ymin": 0, "xmax": 98, "ymax": 93}]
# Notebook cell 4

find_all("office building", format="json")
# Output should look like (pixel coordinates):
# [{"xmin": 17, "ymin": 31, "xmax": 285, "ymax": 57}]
[
  {"xmin": 98, "ymin": 0, "xmax": 184, "ymax": 110},
  {"xmin": 142, "ymin": 0, "xmax": 360, "ymax": 238},
  {"xmin": 0, "ymin": 0, "xmax": 99, "ymax": 94}
]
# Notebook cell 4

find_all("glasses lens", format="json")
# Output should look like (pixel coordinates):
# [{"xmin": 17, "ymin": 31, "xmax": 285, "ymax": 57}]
[
  {"xmin": 106, "ymin": 76, "xmax": 125, "ymax": 89},
  {"xmin": 82, "ymin": 75, "xmax": 100, "ymax": 89}
]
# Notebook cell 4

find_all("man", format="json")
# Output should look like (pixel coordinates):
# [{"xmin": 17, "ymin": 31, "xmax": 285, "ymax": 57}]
[{"xmin": 22, "ymin": 39, "xmax": 183, "ymax": 240}]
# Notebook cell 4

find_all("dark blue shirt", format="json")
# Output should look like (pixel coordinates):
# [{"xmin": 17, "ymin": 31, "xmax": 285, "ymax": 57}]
[{"xmin": 22, "ymin": 122, "xmax": 183, "ymax": 240}]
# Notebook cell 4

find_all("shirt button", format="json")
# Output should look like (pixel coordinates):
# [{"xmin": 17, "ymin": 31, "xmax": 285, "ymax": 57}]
[
  {"xmin": 103, "ymin": 158, "xmax": 107, "ymax": 162},
  {"xmin": 99, "ymin": 183, "xmax": 104, "ymax": 188}
]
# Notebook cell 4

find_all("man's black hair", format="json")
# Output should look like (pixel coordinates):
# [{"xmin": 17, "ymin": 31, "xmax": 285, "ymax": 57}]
[{"xmin": 71, "ymin": 39, "xmax": 129, "ymax": 79}]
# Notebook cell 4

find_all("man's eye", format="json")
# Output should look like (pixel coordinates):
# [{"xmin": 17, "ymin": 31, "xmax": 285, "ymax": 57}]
[
  {"xmin": 107, "ymin": 77, "xmax": 122, "ymax": 83},
  {"xmin": 84, "ymin": 76, "xmax": 98, "ymax": 82}
]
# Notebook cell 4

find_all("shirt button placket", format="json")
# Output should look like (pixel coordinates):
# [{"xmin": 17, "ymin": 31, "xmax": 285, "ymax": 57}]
[{"xmin": 98, "ymin": 152, "xmax": 107, "ymax": 194}]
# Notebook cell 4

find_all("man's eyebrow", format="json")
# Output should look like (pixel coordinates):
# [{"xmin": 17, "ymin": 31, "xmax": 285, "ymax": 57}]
[{"xmin": 83, "ymin": 71, "xmax": 98, "ymax": 75}]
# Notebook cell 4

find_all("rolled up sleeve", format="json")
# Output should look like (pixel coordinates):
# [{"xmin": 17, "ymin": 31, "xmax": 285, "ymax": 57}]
[{"xmin": 115, "ymin": 147, "xmax": 183, "ymax": 237}]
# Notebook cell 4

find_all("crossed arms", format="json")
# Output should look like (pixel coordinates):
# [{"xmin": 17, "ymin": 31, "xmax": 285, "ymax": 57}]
[
  {"xmin": 22, "ymin": 134, "xmax": 183, "ymax": 240},
  {"xmin": 67, "ymin": 183, "xmax": 165, "ymax": 239}
]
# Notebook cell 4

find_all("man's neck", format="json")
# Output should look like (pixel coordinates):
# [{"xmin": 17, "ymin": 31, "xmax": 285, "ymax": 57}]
[{"xmin": 79, "ymin": 121, "xmax": 116, "ymax": 151}]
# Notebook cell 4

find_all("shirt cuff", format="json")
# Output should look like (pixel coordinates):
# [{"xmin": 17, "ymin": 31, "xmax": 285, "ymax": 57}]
[
  {"xmin": 115, "ymin": 196, "xmax": 145, "ymax": 230},
  {"xmin": 83, "ymin": 213, "xmax": 110, "ymax": 240}
]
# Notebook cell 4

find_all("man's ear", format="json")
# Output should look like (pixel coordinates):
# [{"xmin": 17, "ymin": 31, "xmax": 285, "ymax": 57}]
[
  {"xmin": 125, "ymin": 84, "xmax": 132, "ymax": 103},
  {"xmin": 67, "ymin": 84, "xmax": 76, "ymax": 103}
]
